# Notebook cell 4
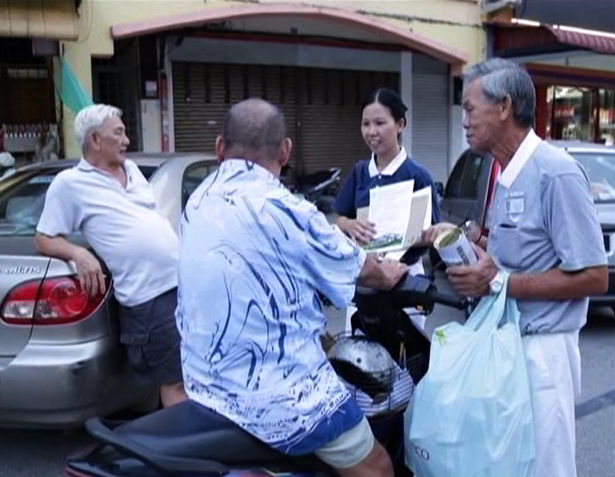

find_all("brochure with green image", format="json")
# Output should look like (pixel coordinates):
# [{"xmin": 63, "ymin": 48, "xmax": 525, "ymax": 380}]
[{"xmin": 358, "ymin": 180, "xmax": 432, "ymax": 254}]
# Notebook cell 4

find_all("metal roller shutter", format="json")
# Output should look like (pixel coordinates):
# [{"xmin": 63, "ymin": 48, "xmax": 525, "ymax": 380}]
[
  {"xmin": 277, "ymin": 66, "xmax": 298, "ymax": 172},
  {"xmin": 299, "ymin": 68, "xmax": 398, "ymax": 179},
  {"xmin": 173, "ymin": 62, "xmax": 226, "ymax": 154},
  {"xmin": 173, "ymin": 62, "xmax": 396, "ymax": 181},
  {"xmin": 173, "ymin": 63, "xmax": 297, "ymax": 168},
  {"xmin": 299, "ymin": 68, "xmax": 362, "ymax": 178},
  {"xmin": 411, "ymin": 73, "xmax": 450, "ymax": 183}
]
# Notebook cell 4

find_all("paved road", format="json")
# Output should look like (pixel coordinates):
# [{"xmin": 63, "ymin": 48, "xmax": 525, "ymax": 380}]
[
  {"xmin": 1, "ymin": 308, "xmax": 613, "ymax": 477},
  {"xmin": 575, "ymin": 306, "xmax": 615, "ymax": 476}
]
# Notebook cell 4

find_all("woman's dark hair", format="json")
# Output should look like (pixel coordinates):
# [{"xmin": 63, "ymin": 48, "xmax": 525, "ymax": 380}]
[{"xmin": 361, "ymin": 88, "xmax": 408, "ymax": 127}]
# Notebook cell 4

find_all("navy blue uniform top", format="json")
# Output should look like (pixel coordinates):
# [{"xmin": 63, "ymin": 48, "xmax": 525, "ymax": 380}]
[{"xmin": 334, "ymin": 148, "xmax": 440, "ymax": 224}]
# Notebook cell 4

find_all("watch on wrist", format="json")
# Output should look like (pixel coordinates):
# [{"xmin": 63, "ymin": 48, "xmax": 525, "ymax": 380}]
[
  {"xmin": 489, "ymin": 271, "xmax": 505, "ymax": 295},
  {"xmin": 461, "ymin": 220, "xmax": 481, "ymax": 244}
]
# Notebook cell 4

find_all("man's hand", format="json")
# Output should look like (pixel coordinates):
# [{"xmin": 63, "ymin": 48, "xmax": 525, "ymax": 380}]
[
  {"xmin": 358, "ymin": 254, "xmax": 409, "ymax": 290},
  {"xmin": 378, "ymin": 258, "xmax": 410, "ymax": 290},
  {"xmin": 35, "ymin": 233, "xmax": 107, "ymax": 297},
  {"xmin": 446, "ymin": 244, "xmax": 498, "ymax": 297},
  {"xmin": 337, "ymin": 217, "xmax": 376, "ymax": 245},
  {"xmin": 71, "ymin": 247, "xmax": 106, "ymax": 297},
  {"xmin": 421, "ymin": 222, "xmax": 456, "ymax": 246}
]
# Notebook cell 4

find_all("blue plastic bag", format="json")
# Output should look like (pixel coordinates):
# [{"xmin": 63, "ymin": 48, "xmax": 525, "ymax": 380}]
[{"xmin": 404, "ymin": 274, "xmax": 535, "ymax": 477}]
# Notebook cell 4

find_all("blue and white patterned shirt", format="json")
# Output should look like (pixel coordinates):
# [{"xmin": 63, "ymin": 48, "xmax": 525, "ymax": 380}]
[{"xmin": 177, "ymin": 159, "xmax": 366, "ymax": 450}]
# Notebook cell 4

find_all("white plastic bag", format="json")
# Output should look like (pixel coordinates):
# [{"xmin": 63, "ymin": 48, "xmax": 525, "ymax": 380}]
[{"xmin": 404, "ymin": 273, "xmax": 535, "ymax": 477}]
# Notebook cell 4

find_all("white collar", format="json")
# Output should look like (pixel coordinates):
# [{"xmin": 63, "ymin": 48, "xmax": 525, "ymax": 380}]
[
  {"xmin": 498, "ymin": 129, "xmax": 541, "ymax": 188},
  {"xmin": 76, "ymin": 158, "xmax": 96, "ymax": 171},
  {"xmin": 77, "ymin": 157, "xmax": 135, "ymax": 188},
  {"xmin": 77, "ymin": 157, "xmax": 133, "ymax": 175},
  {"xmin": 368, "ymin": 146, "xmax": 407, "ymax": 177}
]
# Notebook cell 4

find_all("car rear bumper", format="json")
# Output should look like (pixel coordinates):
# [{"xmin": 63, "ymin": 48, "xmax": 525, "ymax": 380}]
[{"xmin": 0, "ymin": 335, "xmax": 153, "ymax": 429}]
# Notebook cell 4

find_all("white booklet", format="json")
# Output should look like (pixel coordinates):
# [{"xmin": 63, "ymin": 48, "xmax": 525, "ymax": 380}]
[{"xmin": 358, "ymin": 180, "xmax": 432, "ymax": 254}]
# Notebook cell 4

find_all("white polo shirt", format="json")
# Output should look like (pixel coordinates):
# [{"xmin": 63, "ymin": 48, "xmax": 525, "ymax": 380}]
[{"xmin": 37, "ymin": 158, "xmax": 178, "ymax": 306}]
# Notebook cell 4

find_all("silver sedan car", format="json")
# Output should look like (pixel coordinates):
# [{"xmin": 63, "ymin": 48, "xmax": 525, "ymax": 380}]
[{"xmin": 0, "ymin": 153, "xmax": 217, "ymax": 428}]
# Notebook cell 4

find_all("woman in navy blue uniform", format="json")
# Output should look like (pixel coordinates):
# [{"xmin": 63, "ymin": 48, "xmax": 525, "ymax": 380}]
[
  {"xmin": 334, "ymin": 90, "xmax": 440, "ymax": 475},
  {"xmin": 334, "ymin": 88, "xmax": 440, "ymax": 245}
]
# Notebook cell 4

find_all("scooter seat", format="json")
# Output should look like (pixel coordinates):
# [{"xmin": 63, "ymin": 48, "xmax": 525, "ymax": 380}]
[{"xmin": 85, "ymin": 400, "xmax": 329, "ymax": 473}]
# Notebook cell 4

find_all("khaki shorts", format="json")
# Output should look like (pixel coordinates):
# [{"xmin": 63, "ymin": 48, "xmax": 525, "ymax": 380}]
[{"xmin": 314, "ymin": 416, "xmax": 375, "ymax": 469}]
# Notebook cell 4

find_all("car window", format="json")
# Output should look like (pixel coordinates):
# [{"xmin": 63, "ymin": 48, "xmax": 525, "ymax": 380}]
[
  {"xmin": 139, "ymin": 165, "xmax": 159, "ymax": 180},
  {"xmin": 0, "ymin": 163, "xmax": 160, "ymax": 237},
  {"xmin": 459, "ymin": 154, "xmax": 484, "ymax": 199},
  {"xmin": 0, "ymin": 169, "xmax": 61, "ymax": 236},
  {"xmin": 182, "ymin": 162, "xmax": 218, "ymax": 207},
  {"xmin": 569, "ymin": 152, "xmax": 615, "ymax": 203},
  {"xmin": 444, "ymin": 152, "xmax": 468, "ymax": 198},
  {"xmin": 445, "ymin": 150, "xmax": 485, "ymax": 200}
]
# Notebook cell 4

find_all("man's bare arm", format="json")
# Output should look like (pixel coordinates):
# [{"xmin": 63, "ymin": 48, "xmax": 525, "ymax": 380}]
[
  {"xmin": 509, "ymin": 266, "xmax": 607, "ymax": 300},
  {"xmin": 35, "ymin": 233, "xmax": 106, "ymax": 297},
  {"xmin": 447, "ymin": 245, "xmax": 608, "ymax": 299}
]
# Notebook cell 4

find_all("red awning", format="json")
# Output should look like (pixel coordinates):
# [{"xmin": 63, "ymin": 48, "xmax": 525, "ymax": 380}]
[
  {"xmin": 546, "ymin": 25, "xmax": 615, "ymax": 55},
  {"xmin": 492, "ymin": 22, "xmax": 615, "ymax": 56}
]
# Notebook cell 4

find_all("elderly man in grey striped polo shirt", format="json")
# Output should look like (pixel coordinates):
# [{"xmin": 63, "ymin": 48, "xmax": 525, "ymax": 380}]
[{"xmin": 424, "ymin": 58, "xmax": 607, "ymax": 477}]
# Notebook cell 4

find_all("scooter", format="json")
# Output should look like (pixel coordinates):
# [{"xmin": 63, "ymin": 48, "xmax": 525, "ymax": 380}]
[
  {"xmin": 284, "ymin": 166, "xmax": 341, "ymax": 214},
  {"xmin": 65, "ymin": 271, "xmax": 466, "ymax": 477}
]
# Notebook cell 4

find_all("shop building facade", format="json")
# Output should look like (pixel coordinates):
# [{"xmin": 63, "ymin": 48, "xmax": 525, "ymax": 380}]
[
  {"xmin": 54, "ymin": 0, "xmax": 486, "ymax": 183},
  {"xmin": 0, "ymin": 0, "xmax": 79, "ymax": 165},
  {"xmin": 485, "ymin": 3, "xmax": 615, "ymax": 145}
]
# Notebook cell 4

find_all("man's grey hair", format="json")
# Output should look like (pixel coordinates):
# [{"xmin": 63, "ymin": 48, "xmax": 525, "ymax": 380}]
[
  {"xmin": 223, "ymin": 99, "xmax": 286, "ymax": 161},
  {"xmin": 464, "ymin": 58, "xmax": 535, "ymax": 128},
  {"xmin": 74, "ymin": 104, "xmax": 123, "ymax": 154}
]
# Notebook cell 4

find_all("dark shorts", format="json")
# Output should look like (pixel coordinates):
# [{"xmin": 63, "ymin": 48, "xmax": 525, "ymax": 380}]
[{"xmin": 118, "ymin": 287, "xmax": 183, "ymax": 386}]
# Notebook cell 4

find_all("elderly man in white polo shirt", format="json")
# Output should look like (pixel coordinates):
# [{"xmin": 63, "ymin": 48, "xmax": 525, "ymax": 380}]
[{"xmin": 35, "ymin": 104, "xmax": 186, "ymax": 407}]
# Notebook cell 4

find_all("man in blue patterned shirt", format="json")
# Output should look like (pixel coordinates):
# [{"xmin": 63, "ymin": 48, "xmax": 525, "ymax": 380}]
[{"xmin": 177, "ymin": 99, "xmax": 408, "ymax": 476}]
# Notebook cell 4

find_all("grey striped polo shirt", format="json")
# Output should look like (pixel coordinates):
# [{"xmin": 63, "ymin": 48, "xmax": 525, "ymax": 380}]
[{"xmin": 487, "ymin": 141, "xmax": 607, "ymax": 334}]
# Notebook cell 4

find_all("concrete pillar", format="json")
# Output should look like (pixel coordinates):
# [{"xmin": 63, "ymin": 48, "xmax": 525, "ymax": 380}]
[
  {"xmin": 399, "ymin": 51, "xmax": 413, "ymax": 153},
  {"xmin": 450, "ymin": 75, "xmax": 468, "ymax": 170},
  {"xmin": 450, "ymin": 104, "xmax": 468, "ymax": 169}
]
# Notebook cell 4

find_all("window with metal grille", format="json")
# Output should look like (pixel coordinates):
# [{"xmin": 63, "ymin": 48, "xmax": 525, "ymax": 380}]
[
  {"xmin": 92, "ymin": 42, "xmax": 142, "ymax": 152},
  {"xmin": 93, "ymin": 68, "xmax": 140, "ymax": 151}
]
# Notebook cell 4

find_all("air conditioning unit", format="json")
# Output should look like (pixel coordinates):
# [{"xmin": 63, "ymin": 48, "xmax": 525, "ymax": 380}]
[{"xmin": 480, "ymin": 0, "xmax": 522, "ymax": 14}]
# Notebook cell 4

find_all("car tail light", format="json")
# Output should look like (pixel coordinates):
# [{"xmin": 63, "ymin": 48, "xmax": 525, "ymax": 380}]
[{"xmin": 1, "ymin": 276, "xmax": 107, "ymax": 325}]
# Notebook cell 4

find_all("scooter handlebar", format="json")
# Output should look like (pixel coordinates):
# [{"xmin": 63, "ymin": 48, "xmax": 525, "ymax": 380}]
[
  {"xmin": 355, "ymin": 274, "xmax": 467, "ymax": 312},
  {"xmin": 428, "ymin": 290, "xmax": 469, "ymax": 310}
]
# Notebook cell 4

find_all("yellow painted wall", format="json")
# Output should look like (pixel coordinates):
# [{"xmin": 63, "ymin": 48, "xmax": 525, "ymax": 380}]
[
  {"xmin": 62, "ymin": 0, "xmax": 237, "ymax": 155},
  {"xmin": 273, "ymin": 0, "xmax": 487, "ymax": 65},
  {"xmin": 73, "ymin": 0, "xmax": 485, "ymax": 60},
  {"xmin": 60, "ymin": 0, "xmax": 486, "ymax": 156}
]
